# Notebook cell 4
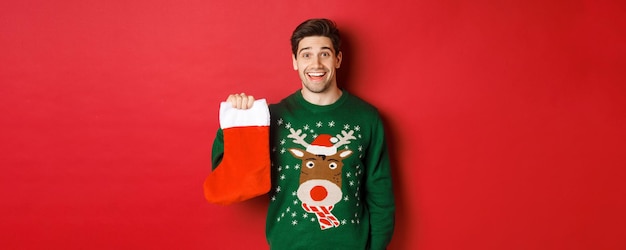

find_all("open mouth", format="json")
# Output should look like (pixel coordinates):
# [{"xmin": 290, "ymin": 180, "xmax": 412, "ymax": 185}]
[{"xmin": 307, "ymin": 72, "xmax": 326, "ymax": 80}]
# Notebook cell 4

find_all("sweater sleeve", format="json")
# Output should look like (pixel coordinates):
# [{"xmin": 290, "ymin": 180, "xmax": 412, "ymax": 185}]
[
  {"xmin": 364, "ymin": 115, "xmax": 396, "ymax": 250},
  {"xmin": 211, "ymin": 128, "xmax": 224, "ymax": 170}
]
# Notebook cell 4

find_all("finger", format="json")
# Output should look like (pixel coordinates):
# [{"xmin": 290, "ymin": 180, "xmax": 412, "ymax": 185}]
[
  {"xmin": 227, "ymin": 94, "xmax": 239, "ymax": 108},
  {"xmin": 235, "ymin": 94, "xmax": 244, "ymax": 109},
  {"xmin": 226, "ymin": 93, "xmax": 253, "ymax": 109},
  {"xmin": 245, "ymin": 95, "xmax": 255, "ymax": 109}
]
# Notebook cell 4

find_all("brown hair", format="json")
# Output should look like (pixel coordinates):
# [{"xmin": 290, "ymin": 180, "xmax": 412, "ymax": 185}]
[{"xmin": 290, "ymin": 18, "xmax": 341, "ymax": 56}]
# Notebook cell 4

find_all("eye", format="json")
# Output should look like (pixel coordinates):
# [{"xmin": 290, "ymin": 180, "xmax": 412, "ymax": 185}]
[
  {"xmin": 329, "ymin": 162, "xmax": 337, "ymax": 169},
  {"xmin": 306, "ymin": 161, "xmax": 315, "ymax": 168},
  {"xmin": 302, "ymin": 53, "xmax": 311, "ymax": 58},
  {"xmin": 321, "ymin": 52, "xmax": 329, "ymax": 57}
]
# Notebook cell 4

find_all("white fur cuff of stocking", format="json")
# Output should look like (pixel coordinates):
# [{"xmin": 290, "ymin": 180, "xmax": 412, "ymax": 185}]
[{"xmin": 219, "ymin": 99, "xmax": 270, "ymax": 129}]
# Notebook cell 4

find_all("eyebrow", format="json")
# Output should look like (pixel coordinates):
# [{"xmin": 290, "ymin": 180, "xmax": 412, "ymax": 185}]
[{"xmin": 298, "ymin": 46, "xmax": 334, "ymax": 54}]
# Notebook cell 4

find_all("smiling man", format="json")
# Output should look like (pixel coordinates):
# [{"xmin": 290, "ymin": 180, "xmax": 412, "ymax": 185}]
[
  {"xmin": 210, "ymin": 18, "xmax": 396, "ymax": 250},
  {"xmin": 293, "ymin": 35, "xmax": 342, "ymax": 98}
]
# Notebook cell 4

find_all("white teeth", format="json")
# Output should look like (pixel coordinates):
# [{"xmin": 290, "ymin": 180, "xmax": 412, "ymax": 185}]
[{"xmin": 307, "ymin": 72, "xmax": 325, "ymax": 77}]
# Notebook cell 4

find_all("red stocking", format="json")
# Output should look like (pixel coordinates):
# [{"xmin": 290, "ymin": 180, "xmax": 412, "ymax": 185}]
[{"xmin": 203, "ymin": 99, "xmax": 271, "ymax": 205}]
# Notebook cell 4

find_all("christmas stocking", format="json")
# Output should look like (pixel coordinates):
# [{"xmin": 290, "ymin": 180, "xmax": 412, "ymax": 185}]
[{"xmin": 203, "ymin": 99, "xmax": 271, "ymax": 205}]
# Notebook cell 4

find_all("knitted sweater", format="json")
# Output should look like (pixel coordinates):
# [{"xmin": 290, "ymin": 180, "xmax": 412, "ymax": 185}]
[
  {"xmin": 265, "ymin": 90, "xmax": 395, "ymax": 250},
  {"xmin": 211, "ymin": 90, "xmax": 395, "ymax": 249}
]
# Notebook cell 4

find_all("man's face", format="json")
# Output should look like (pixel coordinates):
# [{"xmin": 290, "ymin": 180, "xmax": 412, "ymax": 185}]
[{"xmin": 293, "ymin": 36, "xmax": 342, "ymax": 94}]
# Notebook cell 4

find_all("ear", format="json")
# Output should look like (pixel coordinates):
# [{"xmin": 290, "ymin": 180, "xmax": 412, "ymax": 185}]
[
  {"xmin": 289, "ymin": 148, "xmax": 305, "ymax": 158},
  {"xmin": 292, "ymin": 54, "xmax": 298, "ymax": 70},
  {"xmin": 335, "ymin": 51, "xmax": 342, "ymax": 69},
  {"xmin": 338, "ymin": 149, "xmax": 352, "ymax": 159}
]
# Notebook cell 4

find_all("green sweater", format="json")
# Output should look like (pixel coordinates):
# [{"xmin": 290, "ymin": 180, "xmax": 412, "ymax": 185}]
[{"xmin": 212, "ymin": 90, "xmax": 395, "ymax": 249}]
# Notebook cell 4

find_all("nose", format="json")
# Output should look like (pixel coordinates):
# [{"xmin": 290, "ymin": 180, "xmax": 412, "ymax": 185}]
[
  {"xmin": 311, "ymin": 56, "xmax": 323, "ymax": 68},
  {"xmin": 310, "ymin": 185, "xmax": 328, "ymax": 201}
]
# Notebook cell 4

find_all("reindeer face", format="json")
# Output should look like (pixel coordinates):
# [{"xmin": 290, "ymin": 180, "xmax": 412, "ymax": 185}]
[
  {"xmin": 285, "ymin": 129, "xmax": 356, "ymax": 229},
  {"xmin": 288, "ymin": 148, "xmax": 353, "ymax": 187}
]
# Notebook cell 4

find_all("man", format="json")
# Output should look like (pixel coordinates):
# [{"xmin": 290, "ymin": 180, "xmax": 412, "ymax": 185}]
[{"xmin": 213, "ymin": 18, "xmax": 395, "ymax": 250}]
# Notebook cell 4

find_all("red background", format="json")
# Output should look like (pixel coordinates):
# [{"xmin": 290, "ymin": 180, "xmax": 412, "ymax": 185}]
[{"xmin": 1, "ymin": 0, "xmax": 625, "ymax": 249}]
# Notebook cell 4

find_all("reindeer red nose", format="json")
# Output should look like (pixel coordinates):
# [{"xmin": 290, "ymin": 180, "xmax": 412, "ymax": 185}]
[{"xmin": 310, "ymin": 185, "xmax": 328, "ymax": 201}]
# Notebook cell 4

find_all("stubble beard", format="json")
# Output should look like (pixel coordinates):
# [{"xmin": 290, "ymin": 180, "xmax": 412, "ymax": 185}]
[
  {"xmin": 303, "ymin": 80, "xmax": 332, "ymax": 94},
  {"xmin": 301, "ymin": 69, "xmax": 334, "ymax": 94}
]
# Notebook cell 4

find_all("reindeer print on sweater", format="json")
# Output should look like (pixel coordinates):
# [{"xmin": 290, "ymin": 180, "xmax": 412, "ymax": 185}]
[
  {"xmin": 271, "ymin": 117, "xmax": 366, "ymax": 231},
  {"xmin": 262, "ymin": 91, "xmax": 395, "ymax": 249}
]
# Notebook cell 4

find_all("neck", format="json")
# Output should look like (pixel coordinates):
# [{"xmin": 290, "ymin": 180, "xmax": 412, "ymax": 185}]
[{"xmin": 301, "ymin": 87, "xmax": 343, "ymax": 106}]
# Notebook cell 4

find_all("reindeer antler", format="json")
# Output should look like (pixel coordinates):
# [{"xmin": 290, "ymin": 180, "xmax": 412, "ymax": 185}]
[
  {"xmin": 288, "ymin": 128, "xmax": 310, "ymax": 148},
  {"xmin": 334, "ymin": 130, "xmax": 356, "ymax": 148}
]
